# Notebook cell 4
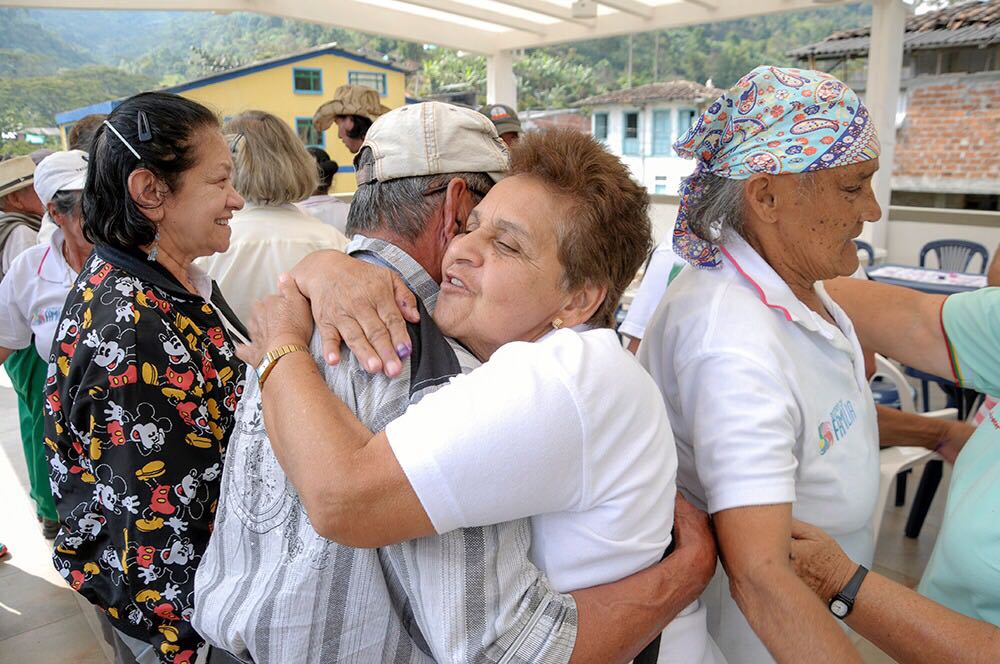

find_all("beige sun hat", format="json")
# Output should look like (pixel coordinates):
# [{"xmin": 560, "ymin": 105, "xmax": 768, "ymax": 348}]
[
  {"xmin": 0, "ymin": 156, "xmax": 37, "ymax": 199},
  {"xmin": 355, "ymin": 101, "xmax": 510, "ymax": 185},
  {"xmin": 314, "ymin": 85, "xmax": 391, "ymax": 132}
]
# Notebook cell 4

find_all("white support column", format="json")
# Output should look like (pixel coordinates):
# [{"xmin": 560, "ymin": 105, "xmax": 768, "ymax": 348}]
[
  {"xmin": 863, "ymin": 0, "xmax": 906, "ymax": 250},
  {"xmin": 486, "ymin": 50, "xmax": 518, "ymax": 108}
]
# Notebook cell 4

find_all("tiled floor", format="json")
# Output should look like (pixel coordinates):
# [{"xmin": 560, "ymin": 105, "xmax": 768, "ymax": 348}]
[{"xmin": 0, "ymin": 373, "xmax": 950, "ymax": 663}]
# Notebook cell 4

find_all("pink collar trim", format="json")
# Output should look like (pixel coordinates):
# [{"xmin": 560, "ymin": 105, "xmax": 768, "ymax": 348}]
[{"xmin": 719, "ymin": 244, "xmax": 794, "ymax": 322}]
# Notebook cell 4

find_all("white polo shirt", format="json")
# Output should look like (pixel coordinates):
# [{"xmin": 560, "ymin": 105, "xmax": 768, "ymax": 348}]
[
  {"xmin": 386, "ymin": 327, "xmax": 723, "ymax": 663},
  {"xmin": 0, "ymin": 228, "xmax": 77, "ymax": 358},
  {"xmin": 196, "ymin": 203, "xmax": 348, "ymax": 325},
  {"xmin": 620, "ymin": 241, "xmax": 688, "ymax": 341},
  {"xmin": 638, "ymin": 236, "xmax": 879, "ymax": 663}
]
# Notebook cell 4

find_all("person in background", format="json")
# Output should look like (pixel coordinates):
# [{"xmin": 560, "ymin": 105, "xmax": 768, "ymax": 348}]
[
  {"xmin": 196, "ymin": 110, "xmax": 348, "ymax": 324},
  {"xmin": 620, "ymin": 239, "xmax": 689, "ymax": 353},
  {"xmin": 786, "ymin": 278, "xmax": 1000, "ymax": 663},
  {"xmin": 296, "ymin": 146, "xmax": 350, "ymax": 235},
  {"xmin": 0, "ymin": 156, "xmax": 43, "ymax": 273},
  {"xmin": 0, "ymin": 154, "xmax": 52, "ymax": 543},
  {"xmin": 46, "ymin": 91, "xmax": 247, "ymax": 663},
  {"xmin": 638, "ymin": 66, "xmax": 883, "ymax": 663},
  {"xmin": 68, "ymin": 113, "xmax": 108, "ymax": 152},
  {"xmin": 313, "ymin": 84, "xmax": 389, "ymax": 154},
  {"xmin": 480, "ymin": 103, "xmax": 521, "ymax": 147}
]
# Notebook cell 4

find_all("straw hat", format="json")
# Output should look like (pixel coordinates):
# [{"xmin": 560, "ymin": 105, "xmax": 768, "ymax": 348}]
[
  {"xmin": 0, "ymin": 156, "xmax": 36, "ymax": 199},
  {"xmin": 314, "ymin": 85, "xmax": 391, "ymax": 132}
]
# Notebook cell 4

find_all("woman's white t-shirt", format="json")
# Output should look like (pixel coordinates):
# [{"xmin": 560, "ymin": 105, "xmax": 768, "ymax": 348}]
[
  {"xmin": 387, "ymin": 327, "xmax": 722, "ymax": 663},
  {"xmin": 638, "ymin": 237, "xmax": 879, "ymax": 664},
  {"xmin": 0, "ymin": 228, "xmax": 77, "ymax": 358}
]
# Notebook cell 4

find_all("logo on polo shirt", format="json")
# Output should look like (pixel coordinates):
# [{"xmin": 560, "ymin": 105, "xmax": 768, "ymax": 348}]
[
  {"xmin": 31, "ymin": 306, "xmax": 62, "ymax": 325},
  {"xmin": 817, "ymin": 399, "xmax": 857, "ymax": 455}
]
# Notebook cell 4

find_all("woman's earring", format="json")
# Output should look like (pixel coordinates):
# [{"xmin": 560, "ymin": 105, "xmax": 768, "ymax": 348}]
[
  {"xmin": 148, "ymin": 229, "xmax": 160, "ymax": 262},
  {"xmin": 552, "ymin": 318, "xmax": 564, "ymax": 330}
]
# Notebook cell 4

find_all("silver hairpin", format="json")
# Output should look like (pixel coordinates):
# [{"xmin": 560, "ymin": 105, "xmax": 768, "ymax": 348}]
[{"xmin": 103, "ymin": 120, "xmax": 142, "ymax": 160}]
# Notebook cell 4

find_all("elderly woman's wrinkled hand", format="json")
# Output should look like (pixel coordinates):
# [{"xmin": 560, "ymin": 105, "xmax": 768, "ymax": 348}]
[
  {"xmin": 288, "ymin": 250, "xmax": 420, "ymax": 378},
  {"xmin": 672, "ymin": 493, "xmax": 718, "ymax": 592},
  {"xmin": 789, "ymin": 519, "xmax": 857, "ymax": 603},
  {"xmin": 237, "ymin": 274, "xmax": 315, "ymax": 368}
]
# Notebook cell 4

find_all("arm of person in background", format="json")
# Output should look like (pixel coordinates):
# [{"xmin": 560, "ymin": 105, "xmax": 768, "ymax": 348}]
[
  {"xmin": 824, "ymin": 278, "xmax": 951, "ymax": 379},
  {"xmin": 875, "ymin": 405, "xmax": 975, "ymax": 464},
  {"xmin": 245, "ymin": 279, "xmax": 720, "ymax": 663},
  {"xmin": 790, "ymin": 519, "xmax": 1000, "ymax": 664},
  {"xmin": 0, "ymin": 257, "xmax": 34, "ymax": 365},
  {"xmin": 988, "ymin": 245, "xmax": 1000, "ymax": 287},
  {"xmin": 714, "ymin": 505, "xmax": 861, "ymax": 663}
]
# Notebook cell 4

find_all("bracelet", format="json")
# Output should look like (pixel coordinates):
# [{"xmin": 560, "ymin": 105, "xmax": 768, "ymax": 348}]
[{"xmin": 256, "ymin": 343, "xmax": 309, "ymax": 387}]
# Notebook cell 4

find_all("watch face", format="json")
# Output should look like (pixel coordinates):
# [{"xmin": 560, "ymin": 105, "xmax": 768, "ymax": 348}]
[{"xmin": 830, "ymin": 599, "xmax": 850, "ymax": 618}]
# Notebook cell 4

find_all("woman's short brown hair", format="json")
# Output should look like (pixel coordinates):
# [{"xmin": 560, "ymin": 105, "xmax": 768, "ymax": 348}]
[
  {"xmin": 224, "ymin": 111, "xmax": 318, "ymax": 206},
  {"xmin": 509, "ymin": 129, "xmax": 651, "ymax": 328}
]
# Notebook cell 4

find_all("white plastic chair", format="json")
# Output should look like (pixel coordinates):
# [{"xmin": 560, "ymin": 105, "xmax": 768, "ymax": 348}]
[{"xmin": 871, "ymin": 355, "xmax": 957, "ymax": 538}]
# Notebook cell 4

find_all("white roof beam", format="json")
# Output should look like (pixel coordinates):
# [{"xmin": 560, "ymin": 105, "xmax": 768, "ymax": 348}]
[
  {"xmin": 3, "ymin": 0, "xmax": 504, "ymax": 52},
  {"xmin": 396, "ymin": 0, "xmax": 548, "ymax": 35},
  {"xmin": 598, "ymin": 0, "xmax": 652, "ymax": 19},
  {"xmin": 495, "ymin": 0, "xmax": 864, "ymax": 50},
  {"xmin": 490, "ymin": 0, "xmax": 595, "ymax": 27},
  {"xmin": 682, "ymin": 0, "xmax": 717, "ymax": 10}
]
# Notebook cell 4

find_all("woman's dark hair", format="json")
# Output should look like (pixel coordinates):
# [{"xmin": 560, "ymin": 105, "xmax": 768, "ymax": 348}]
[
  {"xmin": 50, "ymin": 189, "xmax": 82, "ymax": 219},
  {"xmin": 344, "ymin": 114, "xmax": 373, "ymax": 140},
  {"xmin": 307, "ymin": 147, "xmax": 339, "ymax": 194},
  {"xmin": 82, "ymin": 92, "xmax": 219, "ymax": 249}
]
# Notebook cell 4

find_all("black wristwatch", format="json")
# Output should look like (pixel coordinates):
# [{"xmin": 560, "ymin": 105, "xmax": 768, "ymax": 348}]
[{"xmin": 829, "ymin": 564, "xmax": 868, "ymax": 619}]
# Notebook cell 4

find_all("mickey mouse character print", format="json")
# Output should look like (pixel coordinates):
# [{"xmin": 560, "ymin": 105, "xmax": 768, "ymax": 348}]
[{"xmin": 45, "ymin": 246, "xmax": 244, "ymax": 663}]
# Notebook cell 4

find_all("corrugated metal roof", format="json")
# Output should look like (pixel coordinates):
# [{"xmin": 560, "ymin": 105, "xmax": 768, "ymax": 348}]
[
  {"xmin": 790, "ymin": 0, "xmax": 1000, "ymax": 58},
  {"xmin": 575, "ymin": 80, "xmax": 721, "ymax": 107}
]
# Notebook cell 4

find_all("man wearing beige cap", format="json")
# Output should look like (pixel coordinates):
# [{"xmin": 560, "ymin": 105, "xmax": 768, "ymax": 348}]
[
  {"xmin": 0, "ymin": 155, "xmax": 44, "ymax": 278},
  {"xmin": 313, "ymin": 84, "xmax": 391, "ymax": 154}
]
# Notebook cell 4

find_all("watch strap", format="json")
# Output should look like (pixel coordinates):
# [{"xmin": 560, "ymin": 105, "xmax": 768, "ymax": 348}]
[
  {"xmin": 256, "ymin": 343, "xmax": 309, "ymax": 387},
  {"xmin": 830, "ymin": 564, "xmax": 868, "ymax": 619}
]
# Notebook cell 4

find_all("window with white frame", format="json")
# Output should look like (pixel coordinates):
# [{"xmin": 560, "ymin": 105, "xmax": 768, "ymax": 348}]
[
  {"xmin": 593, "ymin": 112, "xmax": 608, "ymax": 140},
  {"xmin": 348, "ymin": 71, "xmax": 388, "ymax": 96},
  {"xmin": 623, "ymin": 111, "xmax": 640, "ymax": 156}
]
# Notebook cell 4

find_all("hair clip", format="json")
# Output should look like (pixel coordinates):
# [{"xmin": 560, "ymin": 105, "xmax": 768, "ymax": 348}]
[
  {"xmin": 137, "ymin": 110, "xmax": 152, "ymax": 143},
  {"xmin": 102, "ymin": 120, "xmax": 142, "ymax": 161}
]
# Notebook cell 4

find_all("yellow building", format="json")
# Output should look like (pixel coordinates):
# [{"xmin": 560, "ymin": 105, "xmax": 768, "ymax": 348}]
[{"xmin": 56, "ymin": 43, "xmax": 410, "ymax": 193}]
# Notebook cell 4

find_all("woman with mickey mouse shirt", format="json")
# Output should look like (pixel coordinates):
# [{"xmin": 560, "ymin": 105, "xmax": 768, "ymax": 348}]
[{"xmin": 45, "ymin": 92, "xmax": 247, "ymax": 664}]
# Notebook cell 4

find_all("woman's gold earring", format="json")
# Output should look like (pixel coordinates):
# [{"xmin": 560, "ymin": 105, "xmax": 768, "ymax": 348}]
[{"xmin": 552, "ymin": 318, "xmax": 563, "ymax": 330}]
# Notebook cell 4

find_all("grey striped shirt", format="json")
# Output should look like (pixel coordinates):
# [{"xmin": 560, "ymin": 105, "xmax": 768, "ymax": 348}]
[{"xmin": 193, "ymin": 237, "xmax": 578, "ymax": 663}]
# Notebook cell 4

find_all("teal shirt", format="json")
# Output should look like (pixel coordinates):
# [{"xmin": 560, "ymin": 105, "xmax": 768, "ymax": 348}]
[{"xmin": 918, "ymin": 287, "xmax": 1000, "ymax": 625}]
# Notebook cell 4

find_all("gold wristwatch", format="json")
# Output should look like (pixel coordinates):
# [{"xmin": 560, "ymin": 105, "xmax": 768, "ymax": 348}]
[{"xmin": 256, "ymin": 344, "xmax": 309, "ymax": 387}]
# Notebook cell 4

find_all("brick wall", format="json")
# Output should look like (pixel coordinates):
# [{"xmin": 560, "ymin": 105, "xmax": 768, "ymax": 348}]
[
  {"xmin": 893, "ymin": 72, "xmax": 1000, "ymax": 193},
  {"xmin": 522, "ymin": 111, "xmax": 590, "ymax": 133}
]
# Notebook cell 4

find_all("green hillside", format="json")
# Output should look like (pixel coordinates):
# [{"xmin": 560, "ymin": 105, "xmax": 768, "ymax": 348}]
[{"xmin": 1, "ymin": 4, "xmax": 872, "ymax": 130}]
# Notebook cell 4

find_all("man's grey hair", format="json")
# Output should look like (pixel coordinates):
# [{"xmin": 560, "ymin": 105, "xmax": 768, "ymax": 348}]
[
  {"xmin": 347, "ymin": 147, "xmax": 494, "ymax": 241},
  {"xmin": 50, "ymin": 189, "xmax": 82, "ymax": 218}
]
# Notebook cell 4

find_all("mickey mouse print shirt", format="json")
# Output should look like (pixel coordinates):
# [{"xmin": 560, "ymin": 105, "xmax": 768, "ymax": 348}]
[{"xmin": 44, "ymin": 243, "xmax": 246, "ymax": 663}]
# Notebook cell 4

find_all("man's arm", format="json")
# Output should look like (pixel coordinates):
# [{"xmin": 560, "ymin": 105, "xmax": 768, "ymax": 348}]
[
  {"xmin": 791, "ymin": 519, "xmax": 1000, "ymax": 664},
  {"xmin": 825, "ymin": 278, "xmax": 952, "ymax": 379},
  {"xmin": 714, "ymin": 504, "xmax": 861, "ymax": 663},
  {"xmin": 570, "ymin": 494, "xmax": 718, "ymax": 663},
  {"xmin": 875, "ymin": 405, "xmax": 974, "ymax": 464}
]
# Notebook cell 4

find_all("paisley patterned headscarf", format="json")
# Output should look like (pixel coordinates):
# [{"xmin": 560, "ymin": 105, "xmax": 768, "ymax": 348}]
[{"xmin": 673, "ymin": 66, "xmax": 881, "ymax": 269}]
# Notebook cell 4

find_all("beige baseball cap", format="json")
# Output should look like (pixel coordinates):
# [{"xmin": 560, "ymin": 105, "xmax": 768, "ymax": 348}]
[
  {"xmin": 314, "ymin": 84, "xmax": 391, "ymax": 131},
  {"xmin": 0, "ymin": 156, "xmax": 36, "ymax": 199},
  {"xmin": 355, "ymin": 102, "xmax": 510, "ymax": 186}
]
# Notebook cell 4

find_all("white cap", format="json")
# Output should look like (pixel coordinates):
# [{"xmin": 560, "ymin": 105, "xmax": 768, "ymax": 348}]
[
  {"xmin": 356, "ymin": 102, "xmax": 509, "ymax": 185},
  {"xmin": 34, "ymin": 150, "xmax": 88, "ymax": 207}
]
